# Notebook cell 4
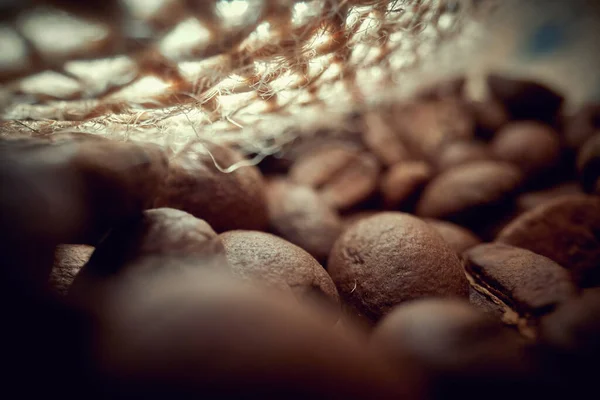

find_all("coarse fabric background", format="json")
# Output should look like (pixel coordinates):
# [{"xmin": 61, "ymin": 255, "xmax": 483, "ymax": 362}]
[{"xmin": 1, "ymin": 0, "xmax": 599, "ymax": 168}]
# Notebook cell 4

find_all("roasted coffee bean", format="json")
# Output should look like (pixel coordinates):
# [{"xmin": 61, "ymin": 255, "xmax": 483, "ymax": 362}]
[
  {"xmin": 464, "ymin": 243, "xmax": 577, "ymax": 338},
  {"xmin": 416, "ymin": 161, "xmax": 523, "ymax": 224},
  {"xmin": 341, "ymin": 211, "xmax": 379, "ymax": 231},
  {"xmin": 92, "ymin": 270, "xmax": 414, "ymax": 399},
  {"xmin": 289, "ymin": 144, "xmax": 380, "ymax": 211},
  {"xmin": 266, "ymin": 179, "xmax": 342, "ymax": 263},
  {"xmin": 90, "ymin": 208, "xmax": 227, "ymax": 270},
  {"xmin": 3, "ymin": 280, "xmax": 93, "ymax": 400},
  {"xmin": 380, "ymin": 162, "xmax": 432, "ymax": 210},
  {"xmin": 393, "ymin": 99, "xmax": 474, "ymax": 160},
  {"xmin": 576, "ymin": 133, "xmax": 600, "ymax": 194},
  {"xmin": 319, "ymin": 153, "xmax": 380, "ymax": 211},
  {"xmin": 70, "ymin": 208, "xmax": 229, "ymax": 303},
  {"xmin": 497, "ymin": 195, "xmax": 600, "ymax": 287},
  {"xmin": 469, "ymin": 287, "xmax": 504, "ymax": 318},
  {"xmin": 563, "ymin": 103, "xmax": 600, "ymax": 150},
  {"xmin": 538, "ymin": 288, "xmax": 600, "ymax": 398},
  {"xmin": 491, "ymin": 122, "xmax": 561, "ymax": 178},
  {"xmin": 540, "ymin": 288, "xmax": 600, "ymax": 355},
  {"xmin": 516, "ymin": 182, "xmax": 582, "ymax": 213},
  {"xmin": 155, "ymin": 141, "xmax": 268, "ymax": 232},
  {"xmin": 220, "ymin": 230, "xmax": 340, "ymax": 314},
  {"xmin": 470, "ymin": 99, "xmax": 509, "ymax": 139},
  {"xmin": 72, "ymin": 140, "xmax": 170, "ymax": 242},
  {"xmin": 49, "ymin": 245, "xmax": 94, "ymax": 296},
  {"xmin": 362, "ymin": 112, "xmax": 410, "ymax": 167},
  {"xmin": 260, "ymin": 132, "xmax": 364, "ymax": 175},
  {"xmin": 328, "ymin": 212, "xmax": 468, "ymax": 322},
  {"xmin": 1, "ymin": 140, "xmax": 80, "ymax": 288},
  {"xmin": 0, "ymin": 137, "xmax": 168, "ymax": 288},
  {"xmin": 370, "ymin": 299, "xmax": 539, "ymax": 400},
  {"xmin": 289, "ymin": 143, "xmax": 363, "ymax": 188},
  {"xmin": 436, "ymin": 140, "xmax": 493, "ymax": 171},
  {"xmin": 486, "ymin": 74, "xmax": 564, "ymax": 123},
  {"xmin": 426, "ymin": 219, "xmax": 481, "ymax": 254}
]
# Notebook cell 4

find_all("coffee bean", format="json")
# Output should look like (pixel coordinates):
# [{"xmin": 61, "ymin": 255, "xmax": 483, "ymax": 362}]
[
  {"xmin": 0, "ymin": 137, "xmax": 168, "ymax": 289},
  {"xmin": 260, "ymin": 132, "xmax": 364, "ymax": 175},
  {"xmin": 67, "ymin": 139, "xmax": 170, "ymax": 244},
  {"xmin": 491, "ymin": 122, "xmax": 561, "ymax": 178},
  {"xmin": 540, "ymin": 288, "xmax": 600, "ymax": 355},
  {"xmin": 220, "ymin": 230, "xmax": 340, "ymax": 314},
  {"xmin": 49, "ymin": 245, "xmax": 94, "ymax": 296},
  {"xmin": 289, "ymin": 144, "xmax": 362, "ymax": 188},
  {"xmin": 370, "ymin": 299, "xmax": 538, "ymax": 400},
  {"xmin": 464, "ymin": 243, "xmax": 577, "ymax": 338},
  {"xmin": 393, "ymin": 99, "xmax": 474, "ymax": 160},
  {"xmin": 416, "ymin": 161, "xmax": 523, "ymax": 224},
  {"xmin": 436, "ymin": 140, "xmax": 493, "ymax": 171},
  {"xmin": 576, "ymin": 133, "xmax": 600, "ymax": 194},
  {"xmin": 92, "ymin": 270, "xmax": 413, "ymax": 399},
  {"xmin": 341, "ymin": 211, "xmax": 379, "ymax": 231},
  {"xmin": 266, "ymin": 179, "xmax": 342, "ymax": 263},
  {"xmin": 486, "ymin": 74, "xmax": 564, "ymax": 123},
  {"xmin": 470, "ymin": 99, "xmax": 509, "ymax": 139},
  {"xmin": 426, "ymin": 219, "xmax": 481, "ymax": 254},
  {"xmin": 469, "ymin": 287, "xmax": 505, "ymax": 318},
  {"xmin": 328, "ymin": 213, "xmax": 468, "ymax": 322},
  {"xmin": 95, "ymin": 208, "xmax": 227, "ymax": 269},
  {"xmin": 0, "ymin": 141, "xmax": 80, "ymax": 288},
  {"xmin": 154, "ymin": 141, "xmax": 268, "ymax": 232},
  {"xmin": 2, "ymin": 282, "xmax": 93, "ymax": 399},
  {"xmin": 380, "ymin": 162, "xmax": 432, "ymax": 210},
  {"xmin": 320, "ymin": 152, "xmax": 380, "ymax": 211},
  {"xmin": 539, "ymin": 289, "xmax": 600, "ymax": 397},
  {"xmin": 289, "ymin": 144, "xmax": 380, "ymax": 211},
  {"xmin": 70, "ymin": 208, "xmax": 229, "ymax": 304},
  {"xmin": 362, "ymin": 112, "xmax": 410, "ymax": 167},
  {"xmin": 516, "ymin": 182, "xmax": 582, "ymax": 213},
  {"xmin": 497, "ymin": 195, "xmax": 600, "ymax": 287},
  {"xmin": 563, "ymin": 103, "xmax": 600, "ymax": 150}
]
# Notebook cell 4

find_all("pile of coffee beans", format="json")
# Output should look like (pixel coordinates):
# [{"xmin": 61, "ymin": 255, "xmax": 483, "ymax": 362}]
[{"xmin": 2, "ymin": 73, "xmax": 600, "ymax": 399}]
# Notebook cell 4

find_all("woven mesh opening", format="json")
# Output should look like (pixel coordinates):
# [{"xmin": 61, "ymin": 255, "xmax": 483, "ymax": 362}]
[{"xmin": 1, "ymin": 0, "xmax": 598, "ymax": 167}]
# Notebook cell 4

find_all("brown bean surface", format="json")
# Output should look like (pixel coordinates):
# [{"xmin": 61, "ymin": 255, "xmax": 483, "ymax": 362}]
[
  {"xmin": 497, "ymin": 195, "xmax": 600, "ymax": 287},
  {"xmin": 266, "ymin": 179, "xmax": 342, "ymax": 263},
  {"xmin": 416, "ymin": 161, "xmax": 523, "ymax": 223},
  {"xmin": 328, "ymin": 212, "xmax": 468, "ymax": 322},
  {"xmin": 155, "ymin": 141, "xmax": 268, "ymax": 232},
  {"xmin": 220, "ymin": 230, "xmax": 340, "ymax": 313}
]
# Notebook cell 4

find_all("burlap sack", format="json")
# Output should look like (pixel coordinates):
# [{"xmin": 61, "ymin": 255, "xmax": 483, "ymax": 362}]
[{"xmin": 1, "ymin": 0, "xmax": 599, "ymax": 168}]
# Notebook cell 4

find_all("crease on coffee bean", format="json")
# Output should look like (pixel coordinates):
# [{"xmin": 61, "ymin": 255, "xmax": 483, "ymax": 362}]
[{"xmin": 464, "ymin": 270, "xmax": 535, "ymax": 339}]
